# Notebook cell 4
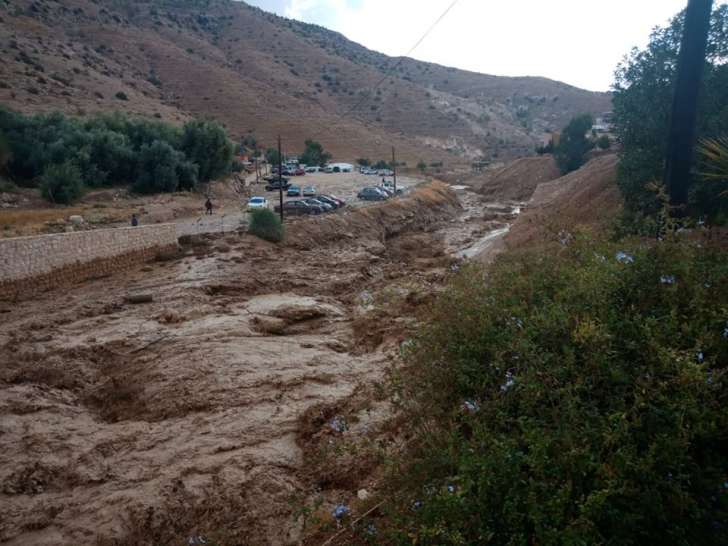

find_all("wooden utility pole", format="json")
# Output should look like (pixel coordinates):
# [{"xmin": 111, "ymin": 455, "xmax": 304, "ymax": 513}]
[
  {"xmin": 664, "ymin": 0, "xmax": 713, "ymax": 212},
  {"xmin": 278, "ymin": 135, "xmax": 284, "ymax": 223},
  {"xmin": 392, "ymin": 146, "xmax": 397, "ymax": 194}
]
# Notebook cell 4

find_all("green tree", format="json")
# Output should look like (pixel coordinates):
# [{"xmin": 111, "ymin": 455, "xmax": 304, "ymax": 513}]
[
  {"xmin": 40, "ymin": 161, "xmax": 83, "ymax": 204},
  {"xmin": 357, "ymin": 157, "xmax": 371, "ymax": 167},
  {"xmin": 613, "ymin": 4, "xmax": 728, "ymax": 219},
  {"xmin": 0, "ymin": 132, "xmax": 11, "ymax": 174},
  {"xmin": 300, "ymin": 139, "xmax": 332, "ymax": 167},
  {"xmin": 554, "ymin": 114, "xmax": 594, "ymax": 174},
  {"xmin": 597, "ymin": 135, "xmax": 611, "ymax": 150},
  {"xmin": 417, "ymin": 160, "xmax": 427, "ymax": 172},
  {"xmin": 181, "ymin": 119, "xmax": 233, "ymax": 183},
  {"xmin": 265, "ymin": 147, "xmax": 281, "ymax": 165},
  {"xmin": 133, "ymin": 140, "xmax": 184, "ymax": 194}
]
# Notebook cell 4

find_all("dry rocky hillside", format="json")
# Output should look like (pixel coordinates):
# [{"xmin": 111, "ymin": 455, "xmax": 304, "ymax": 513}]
[{"xmin": 0, "ymin": 0, "xmax": 610, "ymax": 166}]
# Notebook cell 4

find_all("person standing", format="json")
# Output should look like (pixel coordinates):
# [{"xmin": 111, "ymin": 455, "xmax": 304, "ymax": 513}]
[
  {"xmin": 131, "ymin": 213, "xmax": 139, "ymax": 227},
  {"xmin": 205, "ymin": 197, "xmax": 213, "ymax": 215}
]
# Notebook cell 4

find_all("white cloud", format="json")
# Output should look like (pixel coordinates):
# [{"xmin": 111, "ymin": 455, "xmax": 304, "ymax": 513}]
[{"xmin": 246, "ymin": 0, "xmax": 706, "ymax": 91}]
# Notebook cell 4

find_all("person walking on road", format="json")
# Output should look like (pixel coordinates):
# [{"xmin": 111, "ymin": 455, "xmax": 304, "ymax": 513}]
[{"xmin": 205, "ymin": 197, "xmax": 213, "ymax": 215}]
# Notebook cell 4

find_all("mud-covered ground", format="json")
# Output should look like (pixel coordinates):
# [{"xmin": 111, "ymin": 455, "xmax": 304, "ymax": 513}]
[{"xmin": 0, "ymin": 183, "xmax": 520, "ymax": 546}]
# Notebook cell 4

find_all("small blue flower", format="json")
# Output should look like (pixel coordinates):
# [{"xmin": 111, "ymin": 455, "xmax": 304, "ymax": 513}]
[
  {"xmin": 333, "ymin": 504, "xmax": 350, "ymax": 520},
  {"xmin": 615, "ymin": 251, "xmax": 635, "ymax": 264},
  {"xmin": 500, "ymin": 371, "xmax": 516, "ymax": 392},
  {"xmin": 723, "ymin": 322, "xmax": 728, "ymax": 339},
  {"xmin": 366, "ymin": 523, "xmax": 377, "ymax": 536},
  {"xmin": 447, "ymin": 484, "xmax": 456, "ymax": 493},
  {"xmin": 461, "ymin": 400, "xmax": 479, "ymax": 413},
  {"xmin": 697, "ymin": 352, "xmax": 705, "ymax": 363},
  {"xmin": 509, "ymin": 317, "xmax": 524, "ymax": 329},
  {"xmin": 329, "ymin": 416, "xmax": 348, "ymax": 433},
  {"xmin": 660, "ymin": 275, "xmax": 676, "ymax": 285},
  {"xmin": 412, "ymin": 500, "xmax": 423, "ymax": 511}
]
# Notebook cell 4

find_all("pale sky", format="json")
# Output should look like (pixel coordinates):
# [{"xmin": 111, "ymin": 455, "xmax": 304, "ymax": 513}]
[{"xmin": 242, "ymin": 0, "xmax": 704, "ymax": 92}]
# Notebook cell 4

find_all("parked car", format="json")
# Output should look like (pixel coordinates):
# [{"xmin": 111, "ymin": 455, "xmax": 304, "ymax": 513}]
[
  {"xmin": 294, "ymin": 168, "xmax": 306, "ymax": 176},
  {"xmin": 246, "ymin": 196, "xmax": 268, "ymax": 211},
  {"xmin": 303, "ymin": 186, "xmax": 316, "ymax": 197},
  {"xmin": 287, "ymin": 185, "xmax": 302, "ymax": 196},
  {"xmin": 264, "ymin": 175, "xmax": 289, "ymax": 183},
  {"xmin": 321, "ymin": 194, "xmax": 346, "ymax": 208},
  {"xmin": 274, "ymin": 200, "xmax": 325, "ymax": 215},
  {"xmin": 265, "ymin": 180, "xmax": 291, "ymax": 191},
  {"xmin": 302, "ymin": 198, "xmax": 333, "ymax": 212},
  {"xmin": 378, "ymin": 186, "xmax": 395, "ymax": 197},
  {"xmin": 315, "ymin": 195, "xmax": 341, "ymax": 209},
  {"xmin": 358, "ymin": 187, "xmax": 388, "ymax": 201},
  {"xmin": 305, "ymin": 166, "xmax": 320, "ymax": 173},
  {"xmin": 377, "ymin": 169, "xmax": 394, "ymax": 176}
]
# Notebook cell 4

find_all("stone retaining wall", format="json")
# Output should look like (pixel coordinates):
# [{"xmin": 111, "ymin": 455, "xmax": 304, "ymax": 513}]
[{"xmin": 0, "ymin": 225, "xmax": 178, "ymax": 300}]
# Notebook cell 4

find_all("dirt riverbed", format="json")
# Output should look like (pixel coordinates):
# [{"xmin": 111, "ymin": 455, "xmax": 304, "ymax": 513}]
[{"xmin": 0, "ymin": 182, "xmax": 520, "ymax": 545}]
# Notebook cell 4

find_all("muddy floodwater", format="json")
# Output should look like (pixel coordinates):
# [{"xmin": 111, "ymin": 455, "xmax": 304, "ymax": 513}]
[{"xmin": 0, "ymin": 183, "xmax": 518, "ymax": 545}]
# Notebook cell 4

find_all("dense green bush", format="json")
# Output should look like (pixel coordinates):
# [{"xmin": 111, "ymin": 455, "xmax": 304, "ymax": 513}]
[
  {"xmin": 181, "ymin": 119, "xmax": 233, "ymax": 183},
  {"xmin": 613, "ymin": 4, "xmax": 728, "ymax": 221},
  {"xmin": 0, "ymin": 108, "xmax": 234, "ymax": 202},
  {"xmin": 386, "ymin": 236, "xmax": 728, "ymax": 545},
  {"xmin": 555, "ymin": 114, "xmax": 594, "ymax": 174},
  {"xmin": 40, "ymin": 161, "xmax": 83, "ymax": 204},
  {"xmin": 248, "ymin": 208, "xmax": 283, "ymax": 242}
]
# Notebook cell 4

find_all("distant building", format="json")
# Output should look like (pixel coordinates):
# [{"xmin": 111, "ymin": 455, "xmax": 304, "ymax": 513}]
[{"xmin": 592, "ymin": 112, "xmax": 614, "ymax": 133}]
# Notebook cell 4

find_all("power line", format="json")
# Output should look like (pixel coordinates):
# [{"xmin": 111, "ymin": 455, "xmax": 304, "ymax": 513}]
[{"xmin": 307, "ymin": 0, "xmax": 462, "ymax": 140}]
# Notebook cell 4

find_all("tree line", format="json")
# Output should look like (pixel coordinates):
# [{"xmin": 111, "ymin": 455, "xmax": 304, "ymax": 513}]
[{"xmin": 0, "ymin": 108, "xmax": 234, "ymax": 203}]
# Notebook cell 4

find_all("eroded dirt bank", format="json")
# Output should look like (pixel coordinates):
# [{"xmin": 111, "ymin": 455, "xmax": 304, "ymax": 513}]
[{"xmin": 0, "ymin": 182, "xmax": 520, "ymax": 546}]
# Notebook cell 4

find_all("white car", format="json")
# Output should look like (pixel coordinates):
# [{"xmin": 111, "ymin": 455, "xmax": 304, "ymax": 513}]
[{"xmin": 247, "ymin": 196, "xmax": 268, "ymax": 211}]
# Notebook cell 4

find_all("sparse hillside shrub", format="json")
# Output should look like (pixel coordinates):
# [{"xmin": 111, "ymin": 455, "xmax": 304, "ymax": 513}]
[
  {"xmin": 387, "ymin": 236, "xmax": 728, "ymax": 545},
  {"xmin": 40, "ymin": 161, "xmax": 83, "ymax": 204},
  {"xmin": 417, "ymin": 161, "xmax": 427, "ymax": 172},
  {"xmin": 597, "ymin": 134, "xmax": 611, "ymax": 150},
  {"xmin": 555, "ymin": 114, "xmax": 594, "ymax": 174},
  {"xmin": 613, "ymin": 4, "xmax": 728, "ymax": 221},
  {"xmin": 115, "ymin": 91, "xmax": 129, "ymax": 101},
  {"xmin": 248, "ymin": 208, "xmax": 283, "ymax": 243}
]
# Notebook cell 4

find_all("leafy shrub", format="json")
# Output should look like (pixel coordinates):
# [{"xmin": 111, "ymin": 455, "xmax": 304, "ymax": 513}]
[
  {"xmin": 597, "ymin": 134, "xmax": 611, "ymax": 150},
  {"xmin": 115, "ymin": 91, "xmax": 128, "ymax": 101},
  {"xmin": 40, "ymin": 161, "xmax": 83, "ymax": 203},
  {"xmin": 555, "ymin": 114, "xmax": 594, "ymax": 173},
  {"xmin": 388, "ymin": 236, "xmax": 728, "ymax": 545},
  {"xmin": 248, "ymin": 208, "xmax": 283, "ymax": 243}
]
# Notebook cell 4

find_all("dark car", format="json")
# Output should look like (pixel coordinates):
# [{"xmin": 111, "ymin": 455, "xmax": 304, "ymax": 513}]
[
  {"xmin": 265, "ymin": 180, "xmax": 292, "ymax": 191},
  {"xmin": 321, "ymin": 194, "xmax": 346, "ymax": 208},
  {"xmin": 302, "ymin": 198, "xmax": 334, "ymax": 212},
  {"xmin": 274, "ymin": 200, "xmax": 326, "ymax": 216},
  {"xmin": 357, "ymin": 187, "xmax": 388, "ymax": 201},
  {"xmin": 294, "ymin": 168, "xmax": 306, "ymax": 176},
  {"xmin": 315, "ymin": 195, "xmax": 341, "ymax": 209},
  {"xmin": 264, "ymin": 174, "xmax": 290, "ymax": 183}
]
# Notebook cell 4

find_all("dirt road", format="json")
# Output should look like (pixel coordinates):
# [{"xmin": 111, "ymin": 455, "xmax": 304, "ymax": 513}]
[{"xmin": 0, "ymin": 182, "xmax": 519, "ymax": 545}]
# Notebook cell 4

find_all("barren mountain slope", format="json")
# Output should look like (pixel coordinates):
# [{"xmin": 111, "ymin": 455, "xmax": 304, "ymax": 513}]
[{"xmin": 0, "ymin": 0, "xmax": 610, "ymax": 165}]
